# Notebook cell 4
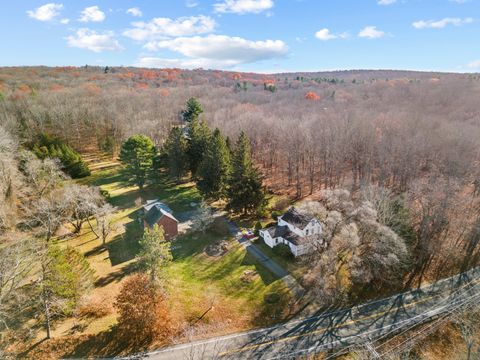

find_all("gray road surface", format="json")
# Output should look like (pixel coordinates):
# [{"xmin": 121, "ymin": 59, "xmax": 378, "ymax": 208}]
[{"xmin": 143, "ymin": 266, "xmax": 480, "ymax": 360}]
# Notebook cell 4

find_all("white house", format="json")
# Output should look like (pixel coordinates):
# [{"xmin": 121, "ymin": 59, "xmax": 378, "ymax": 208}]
[{"xmin": 259, "ymin": 207, "xmax": 323, "ymax": 257}]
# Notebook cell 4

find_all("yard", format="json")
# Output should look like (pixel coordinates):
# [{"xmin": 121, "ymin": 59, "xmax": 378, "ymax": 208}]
[
  {"xmin": 18, "ymin": 154, "xmax": 294, "ymax": 358},
  {"xmin": 253, "ymin": 239, "xmax": 309, "ymax": 283}
]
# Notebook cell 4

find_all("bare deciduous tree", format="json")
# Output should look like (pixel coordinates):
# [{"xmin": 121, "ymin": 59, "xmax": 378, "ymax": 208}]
[
  {"xmin": 190, "ymin": 201, "xmax": 215, "ymax": 234},
  {"xmin": 93, "ymin": 203, "xmax": 118, "ymax": 245}
]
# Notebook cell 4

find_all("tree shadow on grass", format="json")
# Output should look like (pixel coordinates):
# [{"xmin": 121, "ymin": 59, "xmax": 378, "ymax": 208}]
[
  {"xmin": 106, "ymin": 221, "xmax": 143, "ymax": 266},
  {"xmin": 94, "ymin": 261, "xmax": 138, "ymax": 287},
  {"xmin": 171, "ymin": 230, "xmax": 224, "ymax": 261},
  {"xmin": 26, "ymin": 326, "xmax": 157, "ymax": 359},
  {"xmin": 105, "ymin": 177, "xmax": 201, "ymax": 213},
  {"xmin": 76, "ymin": 167, "xmax": 127, "ymax": 190},
  {"xmin": 240, "ymin": 251, "xmax": 278, "ymax": 286}
]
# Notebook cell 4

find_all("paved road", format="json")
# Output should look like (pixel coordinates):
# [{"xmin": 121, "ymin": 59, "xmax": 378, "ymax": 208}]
[{"xmin": 143, "ymin": 266, "xmax": 480, "ymax": 360}]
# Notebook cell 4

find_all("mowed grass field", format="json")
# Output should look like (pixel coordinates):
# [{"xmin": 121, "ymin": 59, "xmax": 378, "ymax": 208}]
[{"xmin": 29, "ymin": 153, "xmax": 293, "ymax": 356}]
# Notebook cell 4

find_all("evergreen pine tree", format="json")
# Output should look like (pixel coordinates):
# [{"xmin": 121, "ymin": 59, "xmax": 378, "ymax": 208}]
[
  {"xmin": 137, "ymin": 225, "xmax": 172, "ymax": 285},
  {"xmin": 197, "ymin": 128, "xmax": 231, "ymax": 200},
  {"xmin": 187, "ymin": 118, "xmax": 211, "ymax": 176},
  {"xmin": 163, "ymin": 127, "xmax": 188, "ymax": 182},
  {"xmin": 227, "ymin": 132, "xmax": 267, "ymax": 215},
  {"xmin": 181, "ymin": 97, "xmax": 203, "ymax": 123},
  {"xmin": 119, "ymin": 135, "xmax": 156, "ymax": 190}
]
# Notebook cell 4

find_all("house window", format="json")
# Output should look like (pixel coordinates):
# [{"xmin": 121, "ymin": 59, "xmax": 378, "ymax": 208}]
[{"xmin": 306, "ymin": 229, "xmax": 309, "ymax": 235}]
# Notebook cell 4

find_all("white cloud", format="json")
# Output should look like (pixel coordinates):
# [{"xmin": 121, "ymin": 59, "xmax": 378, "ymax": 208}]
[
  {"xmin": 315, "ymin": 28, "xmax": 348, "ymax": 41},
  {"xmin": 126, "ymin": 7, "xmax": 142, "ymax": 17},
  {"xmin": 60, "ymin": 18, "xmax": 70, "ymax": 24},
  {"xmin": 413, "ymin": 17, "xmax": 473, "ymax": 29},
  {"xmin": 186, "ymin": 0, "xmax": 199, "ymax": 7},
  {"xmin": 358, "ymin": 26, "xmax": 386, "ymax": 39},
  {"xmin": 135, "ymin": 57, "xmax": 239, "ymax": 69},
  {"xmin": 27, "ymin": 3, "xmax": 63, "ymax": 22},
  {"xmin": 66, "ymin": 29, "xmax": 123, "ymax": 52},
  {"xmin": 378, "ymin": 0, "xmax": 396, "ymax": 5},
  {"xmin": 123, "ymin": 15, "xmax": 216, "ymax": 41},
  {"xmin": 79, "ymin": 6, "xmax": 106, "ymax": 22},
  {"xmin": 142, "ymin": 34, "xmax": 288, "ymax": 68},
  {"xmin": 467, "ymin": 60, "xmax": 480, "ymax": 69},
  {"xmin": 214, "ymin": 0, "xmax": 273, "ymax": 14}
]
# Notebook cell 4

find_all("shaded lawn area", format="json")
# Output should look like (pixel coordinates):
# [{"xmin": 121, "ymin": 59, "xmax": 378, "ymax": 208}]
[
  {"xmin": 253, "ymin": 238, "xmax": 308, "ymax": 283},
  {"xmin": 78, "ymin": 168, "xmax": 202, "ymax": 213}
]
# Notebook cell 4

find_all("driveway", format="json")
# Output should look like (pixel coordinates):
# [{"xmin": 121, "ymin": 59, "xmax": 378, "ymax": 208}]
[{"xmin": 225, "ymin": 217, "xmax": 305, "ymax": 299}]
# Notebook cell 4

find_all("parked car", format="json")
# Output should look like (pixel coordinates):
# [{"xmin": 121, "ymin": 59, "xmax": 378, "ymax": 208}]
[{"xmin": 243, "ymin": 230, "xmax": 255, "ymax": 239}]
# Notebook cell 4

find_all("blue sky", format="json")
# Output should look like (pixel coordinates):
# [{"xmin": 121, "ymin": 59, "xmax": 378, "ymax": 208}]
[{"xmin": 1, "ymin": 0, "xmax": 479, "ymax": 72}]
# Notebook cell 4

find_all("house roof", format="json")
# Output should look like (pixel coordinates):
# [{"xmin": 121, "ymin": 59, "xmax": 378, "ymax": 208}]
[
  {"xmin": 144, "ymin": 205, "xmax": 178, "ymax": 227},
  {"xmin": 266, "ymin": 225, "xmax": 289, "ymax": 238},
  {"xmin": 265, "ymin": 225, "xmax": 304, "ymax": 246},
  {"xmin": 281, "ymin": 207, "xmax": 314, "ymax": 229},
  {"xmin": 143, "ymin": 200, "xmax": 173, "ymax": 214},
  {"xmin": 283, "ymin": 231, "xmax": 302, "ymax": 246}
]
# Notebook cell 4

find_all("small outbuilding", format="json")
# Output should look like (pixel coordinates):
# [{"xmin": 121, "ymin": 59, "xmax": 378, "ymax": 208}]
[{"xmin": 143, "ymin": 199, "xmax": 179, "ymax": 240}]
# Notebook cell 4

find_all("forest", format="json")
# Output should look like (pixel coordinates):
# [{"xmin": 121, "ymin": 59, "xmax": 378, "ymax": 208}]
[{"xmin": 2, "ymin": 66, "xmax": 480, "ymax": 358}]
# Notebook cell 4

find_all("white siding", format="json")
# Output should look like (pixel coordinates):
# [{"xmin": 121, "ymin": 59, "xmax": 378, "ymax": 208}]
[
  {"xmin": 304, "ymin": 219, "xmax": 322, "ymax": 236},
  {"xmin": 259, "ymin": 230, "xmax": 275, "ymax": 248},
  {"xmin": 285, "ymin": 241, "xmax": 298, "ymax": 257},
  {"xmin": 296, "ymin": 244, "xmax": 308, "ymax": 257},
  {"xmin": 263, "ymin": 216, "xmax": 324, "ymax": 257}
]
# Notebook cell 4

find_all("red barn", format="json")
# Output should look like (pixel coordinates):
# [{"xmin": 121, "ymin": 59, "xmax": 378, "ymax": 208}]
[{"xmin": 143, "ymin": 200, "xmax": 179, "ymax": 240}]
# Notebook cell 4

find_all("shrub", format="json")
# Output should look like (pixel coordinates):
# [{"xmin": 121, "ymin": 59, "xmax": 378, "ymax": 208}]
[
  {"xmin": 271, "ymin": 197, "xmax": 290, "ymax": 211},
  {"xmin": 31, "ymin": 134, "xmax": 90, "ymax": 178},
  {"xmin": 272, "ymin": 243, "xmax": 294, "ymax": 259},
  {"xmin": 264, "ymin": 292, "xmax": 280, "ymax": 304},
  {"xmin": 254, "ymin": 221, "xmax": 262, "ymax": 236},
  {"xmin": 100, "ymin": 189, "xmax": 111, "ymax": 200},
  {"xmin": 209, "ymin": 217, "xmax": 230, "ymax": 236},
  {"xmin": 271, "ymin": 211, "xmax": 282, "ymax": 220},
  {"xmin": 115, "ymin": 274, "xmax": 171, "ymax": 343},
  {"xmin": 77, "ymin": 296, "xmax": 113, "ymax": 318}
]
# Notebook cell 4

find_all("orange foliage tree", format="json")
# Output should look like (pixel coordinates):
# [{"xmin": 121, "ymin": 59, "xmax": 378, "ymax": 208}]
[
  {"xmin": 305, "ymin": 91, "xmax": 321, "ymax": 101},
  {"xmin": 141, "ymin": 70, "xmax": 157, "ymax": 80},
  {"xmin": 114, "ymin": 274, "xmax": 171, "ymax": 344},
  {"xmin": 84, "ymin": 83, "xmax": 102, "ymax": 95},
  {"xmin": 134, "ymin": 83, "xmax": 150, "ymax": 90},
  {"xmin": 158, "ymin": 89, "xmax": 170, "ymax": 97}
]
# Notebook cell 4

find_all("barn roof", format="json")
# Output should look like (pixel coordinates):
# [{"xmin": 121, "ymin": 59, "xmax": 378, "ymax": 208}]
[
  {"xmin": 144, "ymin": 204, "xmax": 178, "ymax": 227},
  {"xmin": 143, "ymin": 199, "xmax": 173, "ymax": 213}
]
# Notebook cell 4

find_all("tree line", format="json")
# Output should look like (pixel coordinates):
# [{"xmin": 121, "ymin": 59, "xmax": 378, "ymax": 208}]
[{"xmin": 119, "ymin": 97, "xmax": 267, "ymax": 215}]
